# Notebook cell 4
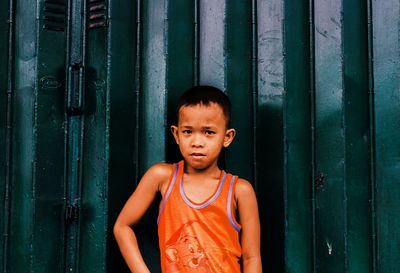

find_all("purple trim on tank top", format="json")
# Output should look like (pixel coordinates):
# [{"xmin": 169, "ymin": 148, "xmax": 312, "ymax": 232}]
[
  {"xmin": 180, "ymin": 171, "xmax": 227, "ymax": 209},
  {"xmin": 227, "ymin": 175, "xmax": 241, "ymax": 232},
  {"xmin": 157, "ymin": 163, "xmax": 179, "ymax": 224}
]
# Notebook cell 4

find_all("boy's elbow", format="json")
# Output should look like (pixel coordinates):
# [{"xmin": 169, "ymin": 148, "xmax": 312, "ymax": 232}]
[
  {"xmin": 113, "ymin": 220, "xmax": 135, "ymax": 239},
  {"xmin": 113, "ymin": 222, "xmax": 120, "ymax": 238},
  {"xmin": 113, "ymin": 220, "xmax": 125, "ymax": 239}
]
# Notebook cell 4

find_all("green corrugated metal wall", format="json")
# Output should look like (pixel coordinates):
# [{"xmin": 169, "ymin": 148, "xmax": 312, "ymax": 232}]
[{"xmin": 0, "ymin": 0, "xmax": 399, "ymax": 272}]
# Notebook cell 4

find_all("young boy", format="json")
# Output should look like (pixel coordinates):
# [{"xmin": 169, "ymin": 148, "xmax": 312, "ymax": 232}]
[{"xmin": 114, "ymin": 86, "xmax": 261, "ymax": 273}]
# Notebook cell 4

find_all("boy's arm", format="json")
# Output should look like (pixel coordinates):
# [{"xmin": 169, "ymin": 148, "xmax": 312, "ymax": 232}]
[
  {"xmin": 113, "ymin": 163, "xmax": 172, "ymax": 273},
  {"xmin": 236, "ymin": 178, "xmax": 262, "ymax": 273}
]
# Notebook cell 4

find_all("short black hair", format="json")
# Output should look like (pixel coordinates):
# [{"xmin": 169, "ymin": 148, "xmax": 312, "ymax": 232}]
[{"xmin": 176, "ymin": 86, "xmax": 231, "ymax": 127}]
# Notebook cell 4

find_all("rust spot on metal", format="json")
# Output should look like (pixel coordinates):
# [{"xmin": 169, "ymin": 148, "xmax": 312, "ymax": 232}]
[{"xmin": 315, "ymin": 171, "xmax": 325, "ymax": 189}]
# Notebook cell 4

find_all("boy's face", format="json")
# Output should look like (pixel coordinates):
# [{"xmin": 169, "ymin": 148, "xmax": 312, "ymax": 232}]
[{"xmin": 171, "ymin": 103, "xmax": 235, "ymax": 172}]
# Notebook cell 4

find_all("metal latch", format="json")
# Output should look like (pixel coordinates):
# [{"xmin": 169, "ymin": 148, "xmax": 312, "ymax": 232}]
[{"xmin": 67, "ymin": 63, "xmax": 85, "ymax": 115}]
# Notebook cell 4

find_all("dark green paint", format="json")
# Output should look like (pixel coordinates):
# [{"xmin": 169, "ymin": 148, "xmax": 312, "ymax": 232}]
[
  {"xmin": 225, "ymin": 0, "xmax": 253, "ymax": 181},
  {"xmin": 0, "ymin": 0, "xmax": 12, "ymax": 272},
  {"xmin": 8, "ymin": 0, "xmax": 37, "ymax": 272},
  {"xmin": 314, "ymin": 0, "xmax": 347, "ymax": 272},
  {"xmin": 80, "ymin": 16, "xmax": 108, "ymax": 273},
  {"xmin": 284, "ymin": 0, "xmax": 313, "ymax": 272},
  {"xmin": 140, "ymin": 0, "xmax": 167, "ymax": 173},
  {"xmin": 198, "ymin": 1, "xmax": 225, "ymax": 90},
  {"xmin": 372, "ymin": 1, "xmax": 400, "ymax": 272},
  {"xmin": 64, "ymin": 0, "xmax": 86, "ymax": 272},
  {"xmin": 367, "ymin": 0, "xmax": 377, "ymax": 271},
  {"xmin": 138, "ymin": 1, "xmax": 168, "ymax": 271},
  {"xmin": 256, "ymin": 0, "xmax": 285, "ymax": 271},
  {"xmin": 1, "ymin": 1, "xmax": 400, "ymax": 273},
  {"xmin": 343, "ymin": 0, "xmax": 372, "ymax": 272},
  {"xmin": 32, "ymin": 1, "xmax": 66, "ymax": 272},
  {"xmin": 106, "ymin": 0, "xmax": 138, "ymax": 272},
  {"xmin": 166, "ymin": 0, "xmax": 194, "ymax": 161}
]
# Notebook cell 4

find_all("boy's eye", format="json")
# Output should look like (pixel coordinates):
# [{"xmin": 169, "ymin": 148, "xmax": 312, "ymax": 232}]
[
  {"xmin": 182, "ymin": 130, "xmax": 192, "ymax": 134},
  {"xmin": 205, "ymin": 130, "xmax": 215, "ymax": 135}
]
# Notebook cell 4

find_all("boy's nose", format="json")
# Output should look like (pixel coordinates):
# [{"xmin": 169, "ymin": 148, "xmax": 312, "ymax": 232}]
[{"xmin": 191, "ymin": 135, "xmax": 204, "ymax": 147}]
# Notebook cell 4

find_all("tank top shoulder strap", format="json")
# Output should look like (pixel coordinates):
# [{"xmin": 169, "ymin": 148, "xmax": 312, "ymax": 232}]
[
  {"xmin": 157, "ymin": 161, "xmax": 184, "ymax": 223},
  {"xmin": 226, "ymin": 173, "xmax": 241, "ymax": 232}
]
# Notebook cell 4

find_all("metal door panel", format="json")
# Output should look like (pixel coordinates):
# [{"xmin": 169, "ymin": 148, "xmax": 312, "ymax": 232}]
[
  {"xmin": 0, "ymin": 0, "xmax": 11, "ymax": 270},
  {"xmin": 138, "ymin": 1, "xmax": 168, "ymax": 271},
  {"xmin": 80, "ymin": 14, "xmax": 109, "ymax": 273},
  {"xmin": 314, "ymin": 0, "xmax": 346, "ymax": 271},
  {"xmin": 1, "ymin": 0, "xmax": 400, "ymax": 272},
  {"xmin": 199, "ymin": 0, "xmax": 225, "ymax": 89},
  {"xmin": 8, "ymin": 0, "xmax": 67, "ymax": 272},
  {"xmin": 106, "ymin": 0, "xmax": 138, "ymax": 272},
  {"xmin": 257, "ymin": 0, "xmax": 285, "ymax": 271},
  {"xmin": 225, "ymin": 1, "xmax": 253, "ymax": 181},
  {"xmin": 343, "ymin": 0, "xmax": 372, "ymax": 272},
  {"xmin": 284, "ymin": 0, "xmax": 313, "ymax": 272},
  {"xmin": 33, "ymin": 0, "xmax": 67, "ymax": 271},
  {"xmin": 372, "ymin": 0, "xmax": 400, "ymax": 272},
  {"xmin": 140, "ymin": 0, "xmax": 168, "ymax": 172},
  {"xmin": 9, "ymin": 0, "xmax": 38, "ymax": 271},
  {"xmin": 165, "ymin": 0, "xmax": 195, "ymax": 162}
]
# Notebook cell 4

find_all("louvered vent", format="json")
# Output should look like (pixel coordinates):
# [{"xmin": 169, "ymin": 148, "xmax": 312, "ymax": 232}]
[
  {"xmin": 88, "ymin": 0, "xmax": 107, "ymax": 29},
  {"xmin": 43, "ymin": 0, "xmax": 67, "ymax": 31}
]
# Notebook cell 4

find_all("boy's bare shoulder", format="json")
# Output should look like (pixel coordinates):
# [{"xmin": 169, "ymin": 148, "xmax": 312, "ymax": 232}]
[
  {"xmin": 145, "ymin": 162, "xmax": 173, "ymax": 182},
  {"xmin": 143, "ymin": 162, "xmax": 174, "ymax": 192},
  {"xmin": 146, "ymin": 162, "xmax": 173, "ymax": 177},
  {"xmin": 235, "ymin": 178, "xmax": 256, "ymax": 199}
]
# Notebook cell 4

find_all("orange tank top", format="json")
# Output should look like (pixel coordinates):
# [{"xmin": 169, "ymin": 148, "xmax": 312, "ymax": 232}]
[{"xmin": 157, "ymin": 161, "xmax": 242, "ymax": 273}]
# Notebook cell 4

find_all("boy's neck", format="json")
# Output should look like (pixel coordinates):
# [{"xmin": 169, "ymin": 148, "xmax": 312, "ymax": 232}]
[{"xmin": 183, "ymin": 160, "xmax": 222, "ymax": 178}]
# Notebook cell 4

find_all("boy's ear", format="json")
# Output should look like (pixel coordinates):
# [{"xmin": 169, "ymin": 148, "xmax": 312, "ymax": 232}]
[
  {"xmin": 223, "ymin": 128, "xmax": 236, "ymax": 148},
  {"xmin": 171, "ymin": 125, "xmax": 179, "ymax": 144}
]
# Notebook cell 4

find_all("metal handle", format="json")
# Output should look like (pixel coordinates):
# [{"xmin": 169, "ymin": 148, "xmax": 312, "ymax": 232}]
[{"xmin": 67, "ymin": 63, "xmax": 84, "ymax": 115}]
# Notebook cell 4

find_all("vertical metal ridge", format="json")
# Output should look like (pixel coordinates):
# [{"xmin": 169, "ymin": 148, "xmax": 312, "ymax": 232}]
[
  {"xmin": 281, "ymin": 0, "xmax": 288, "ymax": 265},
  {"xmin": 366, "ymin": 0, "xmax": 377, "ymax": 271},
  {"xmin": 193, "ymin": 0, "xmax": 199, "ymax": 85},
  {"xmin": 3, "ymin": 0, "xmax": 15, "ymax": 271},
  {"xmin": 103, "ymin": 0, "xmax": 112, "ymax": 264},
  {"xmin": 31, "ymin": 0, "xmax": 41, "ymax": 269},
  {"xmin": 64, "ymin": 0, "xmax": 87, "ymax": 271},
  {"xmin": 134, "ymin": 0, "xmax": 141, "ymax": 184},
  {"xmin": 251, "ymin": 0, "xmax": 258, "ymax": 191},
  {"xmin": 309, "ymin": 0, "xmax": 317, "ymax": 271},
  {"xmin": 82, "ymin": 0, "xmax": 87, "ymax": 64},
  {"xmin": 77, "ymin": 104, "xmax": 85, "ymax": 273},
  {"xmin": 61, "ymin": 0, "xmax": 71, "ymax": 269},
  {"xmin": 340, "ymin": 0, "xmax": 349, "ymax": 271},
  {"xmin": 163, "ymin": 0, "xmax": 168, "ymax": 161},
  {"xmin": 223, "ymin": 0, "xmax": 227, "ymax": 93}
]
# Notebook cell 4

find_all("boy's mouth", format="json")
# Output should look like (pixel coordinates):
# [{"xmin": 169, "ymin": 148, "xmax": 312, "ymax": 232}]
[{"xmin": 190, "ymin": 153, "xmax": 205, "ymax": 158}]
